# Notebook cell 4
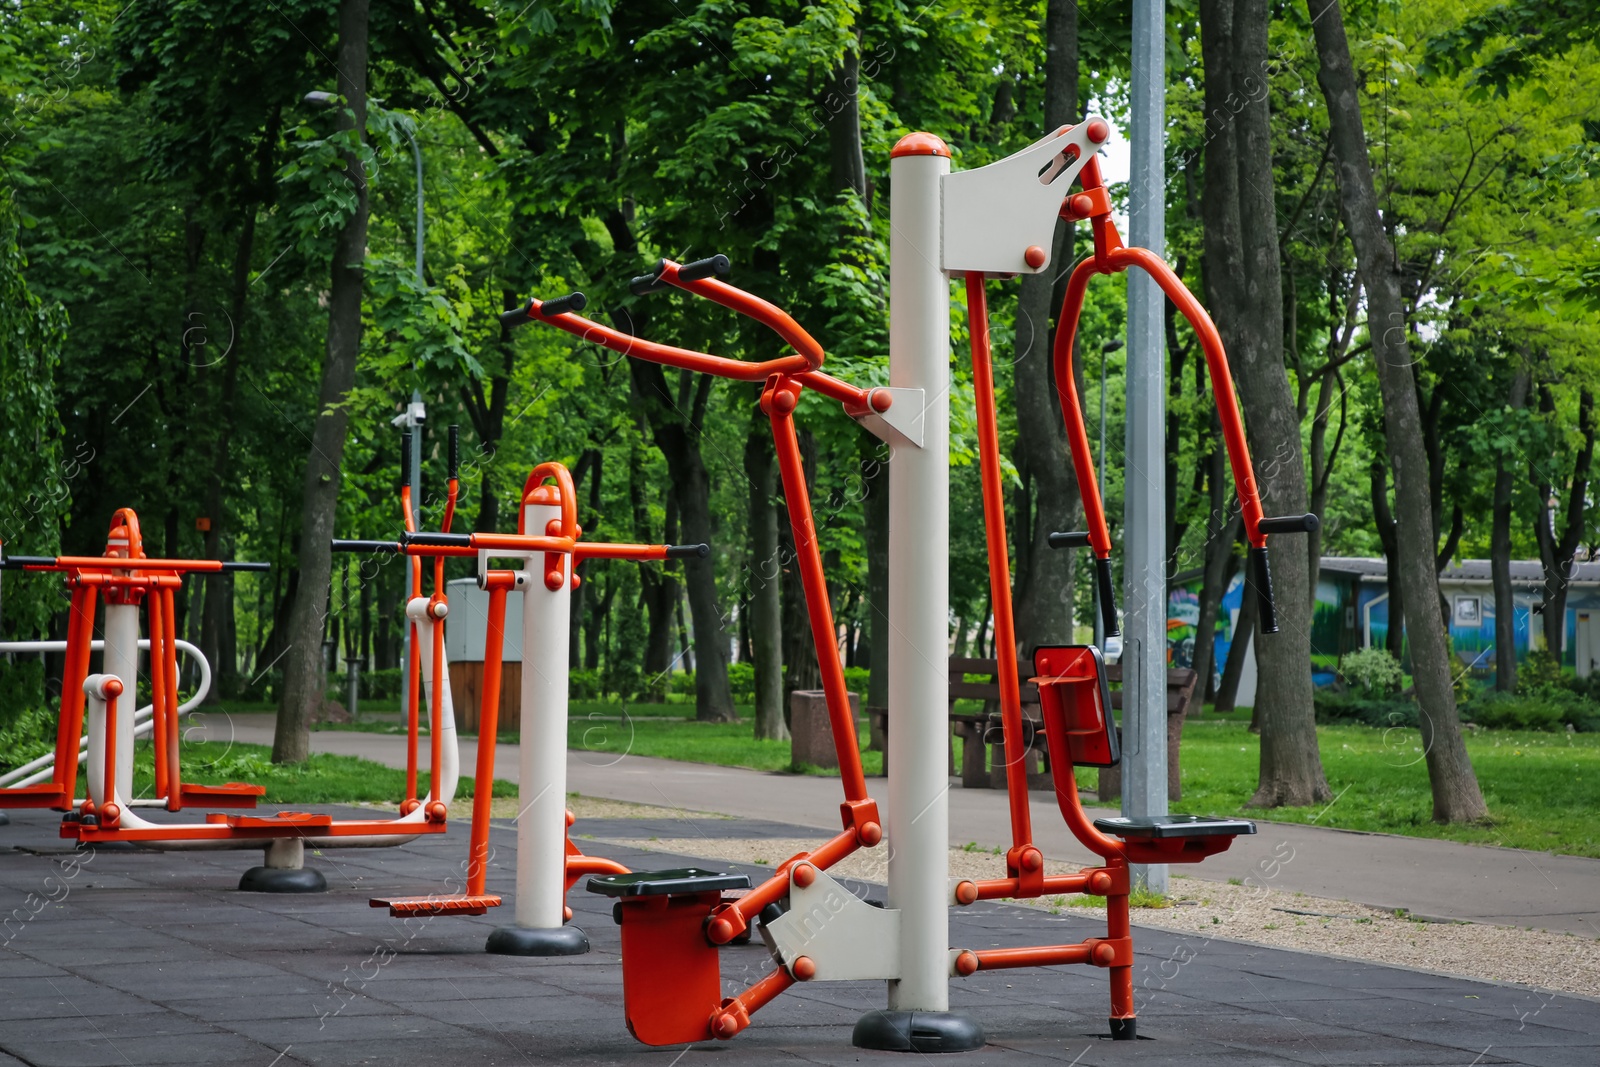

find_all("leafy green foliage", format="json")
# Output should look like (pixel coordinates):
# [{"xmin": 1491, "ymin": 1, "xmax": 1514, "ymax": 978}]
[{"xmin": 1339, "ymin": 648, "xmax": 1406, "ymax": 698}]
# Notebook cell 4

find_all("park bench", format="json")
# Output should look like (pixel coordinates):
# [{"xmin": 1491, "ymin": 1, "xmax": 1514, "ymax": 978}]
[{"xmin": 866, "ymin": 657, "xmax": 1199, "ymax": 797}]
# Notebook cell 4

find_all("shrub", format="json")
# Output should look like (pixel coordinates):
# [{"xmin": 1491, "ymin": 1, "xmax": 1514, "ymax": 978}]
[
  {"xmin": 844, "ymin": 666, "xmax": 870, "ymax": 697},
  {"xmin": 1517, "ymin": 649, "xmax": 1570, "ymax": 695},
  {"xmin": 726, "ymin": 661, "xmax": 756, "ymax": 704},
  {"xmin": 1314, "ymin": 692, "xmax": 1418, "ymax": 729},
  {"xmin": 670, "ymin": 670, "xmax": 696, "ymax": 699},
  {"xmin": 569, "ymin": 669, "xmax": 605, "ymax": 700},
  {"xmin": 1462, "ymin": 689, "xmax": 1599, "ymax": 732},
  {"xmin": 1339, "ymin": 648, "xmax": 1404, "ymax": 698}
]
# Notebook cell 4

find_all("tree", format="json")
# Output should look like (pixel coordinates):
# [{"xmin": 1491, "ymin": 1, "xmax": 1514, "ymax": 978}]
[
  {"xmin": 1200, "ymin": 0, "xmax": 1331, "ymax": 807},
  {"xmin": 1532, "ymin": 382, "xmax": 1596, "ymax": 657},
  {"xmin": 1307, "ymin": 0, "xmax": 1488, "ymax": 823},
  {"xmin": 274, "ymin": 0, "xmax": 372, "ymax": 763},
  {"xmin": 1491, "ymin": 367, "xmax": 1531, "ymax": 691}
]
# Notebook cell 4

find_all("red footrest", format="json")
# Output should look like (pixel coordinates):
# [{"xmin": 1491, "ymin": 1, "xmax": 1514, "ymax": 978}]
[
  {"xmin": 371, "ymin": 894, "xmax": 502, "ymax": 917},
  {"xmin": 223, "ymin": 811, "xmax": 334, "ymax": 829},
  {"xmin": 179, "ymin": 782, "xmax": 265, "ymax": 807}
]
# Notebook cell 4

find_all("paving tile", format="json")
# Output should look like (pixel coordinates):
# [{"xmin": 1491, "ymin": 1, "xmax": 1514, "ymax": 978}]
[{"xmin": 0, "ymin": 1031, "xmax": 280, "ymax": 1067}]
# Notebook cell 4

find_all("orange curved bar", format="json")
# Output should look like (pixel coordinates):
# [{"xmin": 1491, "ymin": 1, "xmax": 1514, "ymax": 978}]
[
  {"xmin": 147, "ymin": 588, "xmax": 170, "ymax": 800},
  {"xmin": 769, "ymin": 392, "xmax": 869, "ymax": 806},
  {"xmin": 657, "ymin": 260, "xmax": 824, "ymax": 368},
  {"xmin": 795, "ymin": 368, "xmax": 873, "ymax": 409},
  {"xmin": 566, "ymin": 856, "xmax": 631, "ymax": 878},
  {"xmin": 161, "ymin": 586, "xmax": 181, "ymax": 807},
  {"xmin": 526, "ymin": 297, "xmax": 812, "ymax": 383},
  {"xmin": 465, "ymin": 581, "xmax": 508, "ymax": 896},
  {"xmin": 519, "ymin": 462, "xmax": 579, "ymax": 537},
  {"xmin": 108, "ymin": 507, "xmax": 145, "ymax": 559},
  {"xmin": 964, "ymin": 274, "xmax": 1033, "ymax": 849},
  {"xmin": 572, "ymin": 542, "xmax": 674, "ymax": 562},
  {"xmin": 1052, "ymin": 257, "xmax": 1115, "ymax": 559}
]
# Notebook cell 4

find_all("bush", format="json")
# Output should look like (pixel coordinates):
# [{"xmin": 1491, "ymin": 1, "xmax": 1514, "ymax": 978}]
[
  {"xmin": 1314, "ymin": 692, "xmax": 1418, "ymax": 729},
  {"xmin": 844, "ymin": 666, "xmax": 870, "ymax": 698},
  {"xmin": 1340, "ymin": 648, "xmax": 1404, "ymax": 698},
  {"xmin": 670, "ymin": 670, "xmax": 696, "ymax": 699},
  {"xmin": 1462, "ymin": 689, "xmax": 1599, "ymax": 732},
  {"xmin": 570, "ymin": 669, "xmax": 605, "ymax": 700},
  {"xmin": 0, "ymin": 658, "xmax": 57, "ymax": 773},
  {"xmin": 1517, "ymin": 649, "xmax": 1570, "ymax": 695},
  {"xmin": 726, "ymin": 661, "xmax": 756, "ymax": 704}
]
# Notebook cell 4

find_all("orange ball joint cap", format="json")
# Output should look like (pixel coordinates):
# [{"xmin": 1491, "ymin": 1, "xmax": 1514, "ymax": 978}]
[
  {"xmin": 791, "ymin": 863, "xmax": 816, "ymax": 889},
  {"xmin": 954, "ymin": 880, "xmax": 979, "ymax": 906},
  {"xmin": 791, "ymin": 956, "xmax": 817, "ymax": 981},
  {"xmin": 955, "ymin": 951, "xmax": 980, "ymax": 977},
  {"xmin": 1024, "ymin": 245, "xmax": 1048, "ymax": 269}
]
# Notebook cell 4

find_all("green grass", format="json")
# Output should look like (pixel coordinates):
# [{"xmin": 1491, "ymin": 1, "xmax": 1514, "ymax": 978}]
[
  {"xmin": 98, "ymin": 740, "xmax": 515, "ymax": 806},
  {"xmin": 1173, "ymin": 718, "xmax": 1600, "ymax": 857},
  {"xmin": 567, "ymin": 710, "xmax": 884, "ymax": 777}
]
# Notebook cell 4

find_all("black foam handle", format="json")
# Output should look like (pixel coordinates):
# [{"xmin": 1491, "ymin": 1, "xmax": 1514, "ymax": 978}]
[
  {"xmin": 630, "ymin": 260, "xmax": 670, "ymax": 296},
  {"xmin": 678, "ymin": 254, "xmax": 730, "ymax": 282},
  {"xmin": 1047, "ymin": 531, "xmax": 1092, "ymax": 550},
  {"xmin": 219, "ymin": 561, "xmax": 272, "ymax": 572},
  {"xmin": 536, "ymin": 292, "xmax": 587, "ymax": 317},
  {"xmin": 403, "ymin": 532, "xmax": 472, "ymax": 548},
  {"xmin": 399, "ymin": 432, "xmax": 412, "ymax": 488},
  {"xmin": 665, "ymin": 543, "xmax": 710, "ymax": 560},
  {"xmin": 447, "ymin": 424, "xmax": 459, "ymax": 481},
  {"xmin": 331, "ymin": 539, "xmax": 401, "ymax": 554},
  {"xmin": 1250, "ymin": 545, "xmax": 1279, "ymax": 634},
  {"xmin": 498, "ymin": 302, "xmax": 532, "ymax": 328},
  {"xmin": 0, "ymin": 555, "xmax": 55, "ymax": 570},
  {"xmin": 1257, "ymin": 513, "xmax": 1320, "ymax": 535},
  {"xmin": 1096, "ymin": 556, "xmax": 1120, "ymax": 638}
]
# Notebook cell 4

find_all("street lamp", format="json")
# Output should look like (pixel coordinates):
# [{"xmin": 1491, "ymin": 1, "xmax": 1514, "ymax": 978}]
[{"xmin": 1093, "ymin": 338, "xmax": 1124, "ymax": 654}]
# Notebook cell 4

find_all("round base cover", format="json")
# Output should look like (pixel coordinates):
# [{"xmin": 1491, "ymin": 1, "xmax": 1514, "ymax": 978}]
[
  {"xmin": 485, "ymin": 924, "xmax": 590, "ymax": 957},
  {"xmin": 852, "ymin": 1010, "xmax": 986, "ymax": 1053},
  {"xmin": 1110, "ymin": 1017, "xmax": 1138, "ymax": 1040},
  {"xmin": 238, "ymin": 865, "xmax": 327, "ymax": 893}
]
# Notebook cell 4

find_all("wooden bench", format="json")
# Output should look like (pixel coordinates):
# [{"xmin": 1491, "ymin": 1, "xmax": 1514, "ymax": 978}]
[{"xmin": 867, "ymin": 657, "xmax": 1198, "ymax": 795}]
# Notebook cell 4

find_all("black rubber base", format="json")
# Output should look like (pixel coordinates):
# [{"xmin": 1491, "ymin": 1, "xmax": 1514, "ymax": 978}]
[
  {"xmin": 852, "ymin": 1010, "xmax": 985, "ymax": 1053},
  {"xmin": 485, "ymin": 924, "xmax": 590, "ymax": 957},
  {"xmin": 238, "ymin": 865, "xmax": 327, "ymax": 893},
  {"xmin": 1110, "ymin": 1017, "xmax": 1138, "ymax": 1040},
  {"xmin": 0, "ymin": 811, "xmax": 10, "ymax": 826}
]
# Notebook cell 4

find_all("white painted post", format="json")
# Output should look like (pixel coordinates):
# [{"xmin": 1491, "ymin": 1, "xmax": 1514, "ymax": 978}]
[
  {"xmin": 853, "ymin": 133, "xmax": 983, "ymax": 1053},
  {"xmin": 486, "ymin": 483, "xmax": 587, "ymax": 955},
  {"xmin": 1123, "ymin": 0, "xmax": 1170, "ymax": 896},
  {"xmin": 87, "ymin": 602, "xmax": 139, "ymax": 808}
]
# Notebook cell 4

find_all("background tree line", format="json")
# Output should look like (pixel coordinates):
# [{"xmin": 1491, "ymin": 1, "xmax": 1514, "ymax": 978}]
[{"xmin": 2, "ymin": 0, "xmax": 1595, "ymax": 822}]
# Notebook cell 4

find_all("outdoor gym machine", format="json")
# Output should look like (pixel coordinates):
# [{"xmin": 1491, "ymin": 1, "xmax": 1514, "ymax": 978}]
[
  {"xmin": 946, "ymin": 119, "xmax": 1314, "ymax": 1040},
  {"xmin": 345, "ymin": 423, "xmax": 701, "ymax": 957},
  {"xmin": 0, "ymin": 505, "xmax": 458, "ymax": 891},
  {"xmin": 500, "ymin": 257, "xmax": 911, "ymax": 1044}
]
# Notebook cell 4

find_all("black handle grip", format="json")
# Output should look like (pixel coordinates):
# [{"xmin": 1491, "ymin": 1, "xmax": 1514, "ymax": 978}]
[
  {"xmin": 403, "ymin": 532, "xmax": 473, "ymax": 548},
  {"xmin": 630, "ymin": 260, "xmax": 670, "ymax": 296},
  {"xmin": 399, "ymin": 431, "xmax": 412, "ymax": 489},
  {"xmin": 1250, "ymin": 545, "xmax": 1279, "ymax": 634},
  {"xmin": 1048, "ymin": 531, "xmax": 1092, "ymax": 550},
  {"xmin": 535, "ymin": 292, "xmax": 587, "ymax": 317},
  {"xmin": 1257, "ymin": 513, "xmax": 1320, "ymax": 535},
  {"xmin": 219, "ymin": 561, "xmax": 271, "ymax": 572},
  {"xmin": 331, "ymin": 539, "xmax": 401, "ymax": 554},
  {"xmin": 448, "ymin": 425, "xmax": 459, "ymax": 481},
  {"xmin": 498, "ymin": 302, "xmax": 532, "ymax": 329},
  {"xmin": 665, "ymin": 543, "xmax": 710, "ymax": 560},
  {"xmin": 0, "ymin": 555, "xmax": 56, "ymax": 570},
  {"xmin": 1095, "ymin": 556, "xmax": 1120, "ymax": 639},
  {"xmin": 677, "ymin": 254, "xmax": 730, "ymax": 282}
]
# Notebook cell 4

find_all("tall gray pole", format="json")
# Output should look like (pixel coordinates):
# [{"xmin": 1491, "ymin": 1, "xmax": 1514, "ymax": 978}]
[{"xmin": 1123, "ymin": 0, "xmax": 1169, "ymax": 895}]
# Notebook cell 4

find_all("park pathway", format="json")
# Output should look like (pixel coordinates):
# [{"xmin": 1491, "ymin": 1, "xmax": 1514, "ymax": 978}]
[{"xmin": 206, "ymin": 712, "xmax": 1600, "ymax": 938}]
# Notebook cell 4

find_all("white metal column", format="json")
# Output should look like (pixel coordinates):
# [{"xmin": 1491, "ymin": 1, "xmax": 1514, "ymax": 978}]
[
  {"xmin": 487, "ymin": 486, "xmax": 586, "ymax": 954},
  {"xmin": 1123, "ymin": 0, "xmax": 1170, "ymax": 895},
  {"xmin": 87, "ymin": 602, "xmax": 139, "ymax": 807}
]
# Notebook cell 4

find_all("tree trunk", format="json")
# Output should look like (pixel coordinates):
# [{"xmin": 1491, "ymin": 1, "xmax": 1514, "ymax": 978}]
[
  {"xmin": 745, "ymin": 388, "xmax": 786, "ymax": 740},
  {"xmin": 1201, "ymin": 0, "xmax": 1331, "ymax": 806},
  {"xmin": 1492, "ymin": 369, "xmax": 1531, "ymax": 691},
  {"xmin": 1534, "ymin": 386, "xmax": 1595, "ymax": 659},
  {"xmin": 630, "ymin": 364, "xmax": 736, "ymax": 720},
  {"xmin": 1215, "ymin": 574, "xmax": 1258, "ymax": 715},
  {"xmin": 1370, "ymin": 461, "xmax": 1406, "ymax": 658},
  {"xmin": 781, "ymin": 426, "xmax": 821, "ymax": 697},
  {"xmin": 1011, "ymin": 0, "xmax": 1082, "ymax": 655},
  {"xmin": 1193, "ymin": 504, "xmax": 1242, "ymax": 705},
  {"xmin": 273, "ymin": 0, "xmax": 370, "ymax": 764},
  {"xmin": 631, "ymin": 437, "xmax": 677, "ymax": 677},
  {"xmin": 1308, "ymin": 0, "xmax": 1488, "ymax": 822}
]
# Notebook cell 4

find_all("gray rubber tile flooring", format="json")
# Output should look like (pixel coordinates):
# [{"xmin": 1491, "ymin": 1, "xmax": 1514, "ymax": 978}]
[{"xmin": 1, "ymin": 806, "xmax": 1594, "ymax": 1066}]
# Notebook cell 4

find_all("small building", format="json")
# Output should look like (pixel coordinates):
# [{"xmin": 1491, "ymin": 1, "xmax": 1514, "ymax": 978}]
[{"xmin": 1169, "ymin": 558, "xmax": 1600, "ymax": 701}]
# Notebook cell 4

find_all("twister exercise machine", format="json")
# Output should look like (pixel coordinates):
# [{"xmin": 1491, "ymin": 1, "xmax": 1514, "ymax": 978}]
[
  {"xmin": 497, "ymin": 116, "xmax": 1315, "ymax": 1053},
  {"xmin": 340, "ymin": 404, "xmax": 703, "ymax": 956},
  {"xmin": 0, "ymin": 492, "xmax": 464, "ymax": 890}
]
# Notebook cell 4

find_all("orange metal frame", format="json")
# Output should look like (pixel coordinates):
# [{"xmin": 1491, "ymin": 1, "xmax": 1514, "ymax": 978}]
[
  {"xmin": 515, "ymin": 261, "xmax": 884, "ymax": 1041},
  {"xmin": 953, "ymin": 152, "xmax": 1269, "ymax": 1029}
]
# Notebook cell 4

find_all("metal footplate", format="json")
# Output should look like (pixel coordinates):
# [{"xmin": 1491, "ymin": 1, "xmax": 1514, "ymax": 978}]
[{"xmin": 1093, "ymin": 814, "xmax": 1256, "ymax": 863}]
